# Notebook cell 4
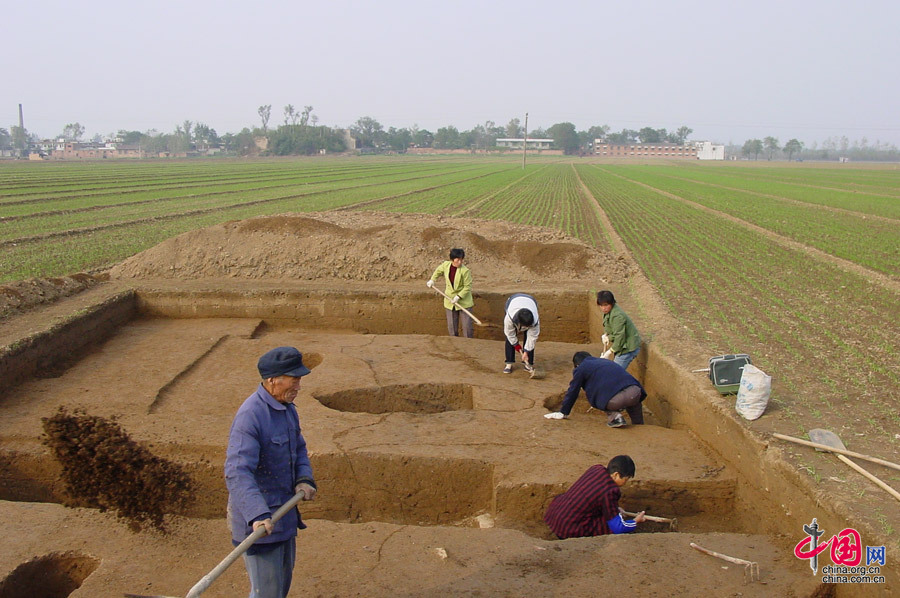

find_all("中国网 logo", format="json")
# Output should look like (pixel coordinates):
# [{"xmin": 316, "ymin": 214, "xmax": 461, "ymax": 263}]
[{"xmin": 793, "ymin": 518, "xmax": 886, "ymax": 584}]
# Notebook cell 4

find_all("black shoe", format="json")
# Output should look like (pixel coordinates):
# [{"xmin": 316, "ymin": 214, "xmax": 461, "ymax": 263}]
[{"xmin": 607, "ymin": 414, "xmax": 627, "ymax": 428}]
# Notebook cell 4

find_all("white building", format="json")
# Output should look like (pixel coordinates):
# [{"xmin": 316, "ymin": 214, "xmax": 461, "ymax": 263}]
[
  {"xmin": 495, "ymin": 138, "xmax": 555, "ymax": 150},
  {"xmin": 694, "ymin": 141, "xmax": 725, "ymax": 160}
]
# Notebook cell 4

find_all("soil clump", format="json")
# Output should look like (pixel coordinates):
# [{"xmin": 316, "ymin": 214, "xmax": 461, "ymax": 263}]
[{"xmin": 41, "ymin": 407, "xmax": 193, "ymax": 532}]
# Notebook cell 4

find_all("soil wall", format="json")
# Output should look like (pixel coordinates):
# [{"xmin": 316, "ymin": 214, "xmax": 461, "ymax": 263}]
[
  {"xmin": 134, "ymin": 288, "xmax": 595, "ymax": 343},
  {"xmin": 641, "ymin": 345, "xmax": 897, "ymax": 594},
  {"xmin": 0, "ymin": 290, "xmax": 135, "ymax": 398}
]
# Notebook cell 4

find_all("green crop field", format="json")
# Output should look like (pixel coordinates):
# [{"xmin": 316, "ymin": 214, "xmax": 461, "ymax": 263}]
[{"xmin": 2, "ymin": 156, "xmax": 899, "ymax": 509}]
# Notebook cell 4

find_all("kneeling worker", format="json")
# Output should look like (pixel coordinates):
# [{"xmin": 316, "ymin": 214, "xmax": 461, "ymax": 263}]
[
  {"xmin": 544, "ymin": 455, "xmax": 645, "ymax": 538},
  {"xmin": 544, "ymin": 351, "xmax": 646, "ymax": 427}
]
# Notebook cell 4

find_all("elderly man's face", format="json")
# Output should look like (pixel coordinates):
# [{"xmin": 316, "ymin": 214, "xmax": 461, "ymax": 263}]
[{"xmin": 267, "ymin": 375, "xmax": 302, "ymax": 403}]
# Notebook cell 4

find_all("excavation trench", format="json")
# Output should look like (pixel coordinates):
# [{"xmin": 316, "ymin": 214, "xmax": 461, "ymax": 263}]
[{"xmin": 0, "ymin": 284, "xmax": 835, "ymax": 595}]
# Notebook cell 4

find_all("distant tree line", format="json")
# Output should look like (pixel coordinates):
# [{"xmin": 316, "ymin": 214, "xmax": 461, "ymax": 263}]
[
  {"xmin": 3, "ymin": 108, "xmax": 898, "ymax": 161},
  {"xmin": 735, "ymin": 135, "xmax": 899, "ymax": 162}
]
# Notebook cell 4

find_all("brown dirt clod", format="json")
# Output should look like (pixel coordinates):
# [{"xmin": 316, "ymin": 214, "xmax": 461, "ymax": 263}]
[{"xmin": 40, "ymin": 407, "xmax": 194, "ymax": 532}]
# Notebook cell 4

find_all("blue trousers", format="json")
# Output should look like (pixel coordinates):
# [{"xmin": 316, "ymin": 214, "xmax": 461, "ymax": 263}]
[
  {"xmin": 243, "ymin": 537, "xmax": 295, "ymax": 598},
  {"xmin": 614, "ymin": 347, "xmax": 639, "ymax": 372}
]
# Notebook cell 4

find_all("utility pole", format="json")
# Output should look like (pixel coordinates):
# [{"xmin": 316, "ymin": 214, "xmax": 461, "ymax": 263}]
[{"xmin": 522, "ymin": 112, "xmax": 528, "ymax": 169}]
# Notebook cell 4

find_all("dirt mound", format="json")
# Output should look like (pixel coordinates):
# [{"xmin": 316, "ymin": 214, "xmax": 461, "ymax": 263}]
[
  {"xmin": 41, "ymin": 407, "xmax": 193, "ymax": 532},
  {"xmin": 108, "ymin": 211, "xmax": 633, "ymax": 286},
  {"xmin": 0, "ymin": 274, "xmax": 101, "ymax": 321}
]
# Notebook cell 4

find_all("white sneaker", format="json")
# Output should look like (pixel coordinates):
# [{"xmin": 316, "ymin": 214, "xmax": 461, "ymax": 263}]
[{"xmin": 503, "ymin": 364, "xmax": 513, "ymax": 374}]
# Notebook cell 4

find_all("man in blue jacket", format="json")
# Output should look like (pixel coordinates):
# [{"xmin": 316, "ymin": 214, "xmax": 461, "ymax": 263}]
[
  {"xmin": 544, "ymin": 351, "xmax": 646, "ymax": 427},
  {"xmin": 226, "ymin": 346, "xmax": 317, "ymax": 598}
]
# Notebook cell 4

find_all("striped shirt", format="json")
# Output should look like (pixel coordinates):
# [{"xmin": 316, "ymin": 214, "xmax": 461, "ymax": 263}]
[{"xmin": 544, "ymin": 465, "xmax": 623, "ymax": 538}]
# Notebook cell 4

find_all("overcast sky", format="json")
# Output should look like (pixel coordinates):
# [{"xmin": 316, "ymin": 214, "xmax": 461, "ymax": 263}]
[{"xmin": 4, "ymin": 0, "xmax": 899, "ymax": 146}]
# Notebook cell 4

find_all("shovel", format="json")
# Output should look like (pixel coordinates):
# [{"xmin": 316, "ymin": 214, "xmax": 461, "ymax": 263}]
[
  {"xmin": 125, "ymin": 489, "xmax": 307, "ymax": 598},
  {"xmin": 429, "ymin": 286, "xmax": 491, "ymax": 327},
  {"xmin": 807, "ymin": 428, "xmax": 900, "ymax": 503}
]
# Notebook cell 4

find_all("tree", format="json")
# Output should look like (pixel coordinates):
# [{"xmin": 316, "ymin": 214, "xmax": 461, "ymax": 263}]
[
  {"xmin": 638, "ymin": 127, "xmax": 670, "ymax": 143},
  {"xmin": 10, "ymin": 125, "xmax": 28, "ymax": 152},
  {"xmin": 258, "ymin": 105, "xmax": 272, "ymax": 132},
  {"xmin": 194, "ymin": 123, "xmax": 218, "ymax": 149},
  {"xmin": 783, "ymin": 138, "xmax": 803, "ymax": 161},
  {"xmin": 586, "ymin": 125, "xmax": 610, "ymax": 142},
  {"xmin": 351, "ymin": 116, "xmax": 383, "ymax": 148},
  {"xmin": 411, "ymin": 126, "xmax": 433, "ymax": 148},
  {"xmin": 742, "ymin": 138, "xmax": 763, "ymax": 160},
  {"xmin": 181, "ymin": 120, "xmax": 193, "ymax": 143},
  {"xmin": 0, "ymin": 127, "xmax": 11, "ymax": 150},
  {"xmin": 505, "ymin": 118, "xmax": 522, "ymax": 139},
  {"xmin": 283, "ymin": 105, "xmax": 296, "ymax": 126},
  {"xmin": 62, "ymin": 122, "xmax": 85, "ymax": 141},
  {"xmin": 300, "ymin": 106, "xmax": 313, "ymax": 127},
  {"xmin": 385, "ymin": 127, "xmax": 412, "ymax": 151},
  {"xmin": 433, "ymin": 126, "xmax": 461, "ymax": 149},
  {"xmin": 671, "ymin": 126, "xmax": 693, "ymax": 145},
  {"xmin": 763, "ymin": 136, "xmax": 779, "ymax": 160},
  {"xmin": 546, "ymin": 122, "xmax": 579, "ymax": 154}
]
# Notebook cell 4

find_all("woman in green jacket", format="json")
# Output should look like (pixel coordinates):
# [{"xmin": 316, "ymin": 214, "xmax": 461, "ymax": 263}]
[
  {"xmin": 427, "ymin": 248, "xmax": 475, "ymax": 338},
  {"xmin": 597, "ymin": 290, "xmax": 641, "ymax": 371}
]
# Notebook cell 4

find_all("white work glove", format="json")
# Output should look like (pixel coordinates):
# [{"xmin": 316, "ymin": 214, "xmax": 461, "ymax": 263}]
[
  {"xmin": 426, "ymin": 279, "xmax": 434, "ymax": 288},
  {"xmin": 601, "ymin": 334, "xmax": 609, "ymax": 345},
  {"xmin": 544, "ymin": 412, "xmax": 567, "ymax": 420},
  {"xmin": 451, "ymin": 295, "xmax": 460, "ymax": 304},
  {"xmin": 601, "ymin": 349, "xmax": 614, "ymax": 360},
  {"xmin": 295, "ymin": 482, "xmax": 317, "ymax": 501}
]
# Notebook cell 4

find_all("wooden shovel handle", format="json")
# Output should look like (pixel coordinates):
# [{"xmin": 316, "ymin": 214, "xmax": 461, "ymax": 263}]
[
  {"xmin": 184, "ymin": 490, "xmax": 307, "ymax": 598},
  {"xmin": 836, "ymin": 454, "xmax": 900, "ymax": 503},
  {"xmin": 430, "ymin": 286, "xmax": 483, "ymax": 326},
  {"xmin": 772, "ymin": 433, "xmax": 900, "ymax": 472}
]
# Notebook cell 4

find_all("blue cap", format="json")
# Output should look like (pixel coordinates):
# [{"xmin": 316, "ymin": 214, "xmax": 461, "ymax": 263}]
[{"xmin": 257, "ymin": 346, "xmax": 311, "ymax": 378}]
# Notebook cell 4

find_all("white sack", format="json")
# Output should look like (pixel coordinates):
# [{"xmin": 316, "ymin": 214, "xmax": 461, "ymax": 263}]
[{"xmin": 735, "ymin": 364, "xmax": 772, "ymax": 421}]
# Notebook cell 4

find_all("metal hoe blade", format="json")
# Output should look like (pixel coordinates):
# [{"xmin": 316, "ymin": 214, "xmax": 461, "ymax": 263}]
[{"xmin": 808, "ymin": 428, "xmax": 845, "ymax": 451}]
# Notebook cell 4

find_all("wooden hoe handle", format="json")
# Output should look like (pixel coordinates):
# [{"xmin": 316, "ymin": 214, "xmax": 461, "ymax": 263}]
[
  {"xmin": 430, "ymin": 286, "xmax": 483, "ymax": 326},
  {"xmin": 772, "ymin": 433, "xmax": 900, "ymax": 472}
]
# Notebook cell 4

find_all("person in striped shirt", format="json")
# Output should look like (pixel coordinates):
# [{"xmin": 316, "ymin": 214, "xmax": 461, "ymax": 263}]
[{"xmin": 543, "ymin": 455, "xmax": 645, "ymax": 538}]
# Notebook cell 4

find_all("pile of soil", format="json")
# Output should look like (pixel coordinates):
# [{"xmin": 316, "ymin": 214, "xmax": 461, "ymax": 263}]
[
  {"xmin": 0, "ymin": 274, "xmax": 101, "ymax": 321},
  {"xmin": 41, "ymin": 407, "xmax": 193, "ymax": 532},
  {"xmin": 108, "ymin": 212, "xmax": 634, "ymax": 285}
]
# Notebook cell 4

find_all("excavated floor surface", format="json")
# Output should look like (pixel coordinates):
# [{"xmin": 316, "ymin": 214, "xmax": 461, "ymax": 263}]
[{"xmin": 0, "ymin": 315, "xmax": 822, "ymax": 596}]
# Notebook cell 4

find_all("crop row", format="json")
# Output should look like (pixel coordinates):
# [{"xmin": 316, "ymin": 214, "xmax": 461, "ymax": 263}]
[
  {"xmin": 603, "ymin": 166, "xmax": 900, "ymax": 276},
  {"xmin": 0, "ymin": 163, "xmax": 513, "ymax": 279},
  {"xmin": 575, "ymin": 164, "xmax": 898, "ymax": 447},
  {"xmin": 0, "ymin": 162, "xmax": 490, "ymax": 226},
  {"xmin": 0, "ymin": 161, "xmax": 465, "ymax": 208},
  {"xmin": 668, "ymin": 167, "xmax": 900, "ymax": 211},
  {"xmin": 459, "ymin": 164, "xmax": 611, "ymax": 250}
]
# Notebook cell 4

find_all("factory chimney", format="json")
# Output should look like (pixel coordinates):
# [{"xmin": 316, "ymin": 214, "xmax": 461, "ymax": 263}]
[{"xmin": 18, "ymin": 104, "xmax": 24, "ymax": 130}]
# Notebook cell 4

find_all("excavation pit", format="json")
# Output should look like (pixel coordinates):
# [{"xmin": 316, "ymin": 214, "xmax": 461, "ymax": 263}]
[
  {"xmin": 314, "ymin": 383, "xmax": 474, "ymax": 414},
  {"xmin": 0, "ymin": 552, "xmax": 99, "ymax": 598}
]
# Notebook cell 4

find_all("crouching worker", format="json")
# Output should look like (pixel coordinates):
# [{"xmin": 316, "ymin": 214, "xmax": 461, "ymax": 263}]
[
  {"xmin": 544, "ymin": 455, "xmax": 645, "ymax": 538},
  {"xmin": 544, "ymin": 351, "xmax": 646, "ymax": 428}
]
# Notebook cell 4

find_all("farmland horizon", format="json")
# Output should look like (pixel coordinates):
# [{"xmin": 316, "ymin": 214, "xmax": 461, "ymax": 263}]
[{"xmin": 4, "ymin": 1, "xmax": 899, "ymax": 148}]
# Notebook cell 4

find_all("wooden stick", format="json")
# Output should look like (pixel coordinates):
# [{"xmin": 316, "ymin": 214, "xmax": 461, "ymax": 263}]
[
  {"xmin": 184, "ymin": 490, "xmax": 307, "ymax": 598},
  {"xmin": 772, "ymin": 433, "xmax": 900, "ymax": 472},
  {"xmin": 430, "ymin": 286, "xmax": 484, "ymax": 326},
  {"xmin": 836, "ymin": 454, "xmax": 900, "ymax": 503},
  {"xmin": 690, "ymin": 542, "xmax": 760, "ymax": 582},
  {"xmin": 620, "ymin": 509, "xmax": 674, "ymax": 524}
]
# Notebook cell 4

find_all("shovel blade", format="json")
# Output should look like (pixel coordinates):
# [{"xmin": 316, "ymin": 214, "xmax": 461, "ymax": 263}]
[{"xmin": 808, "ymin": 428, "xmax": 847, "ymax": 451}]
